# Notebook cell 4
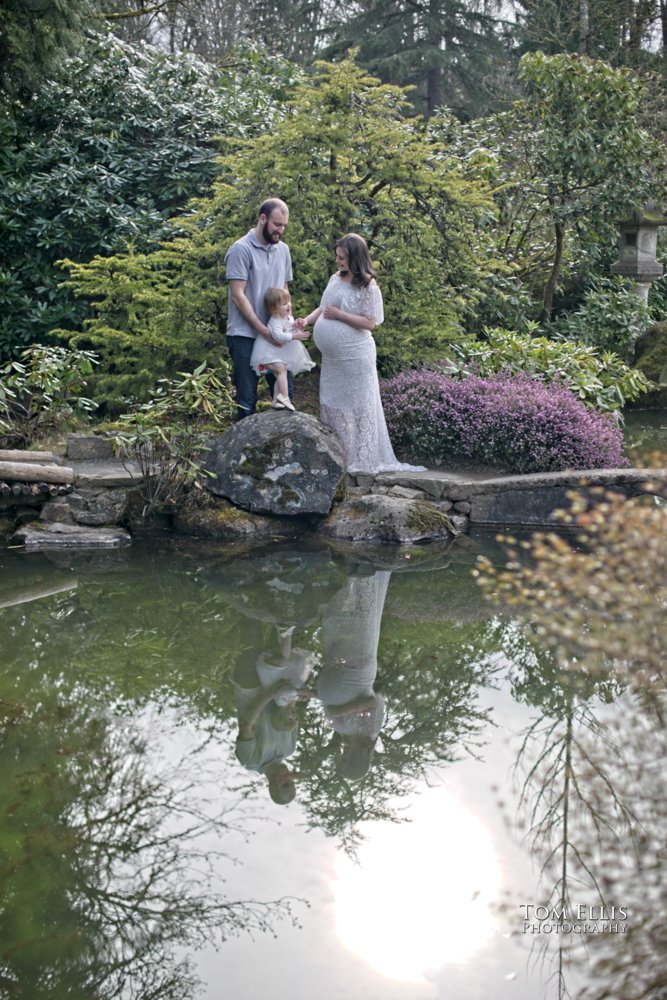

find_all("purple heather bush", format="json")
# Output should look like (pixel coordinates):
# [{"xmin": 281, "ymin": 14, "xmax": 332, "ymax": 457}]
[{"xmin": 381, "ymin": 370, "xmax": 627, "ymax": 473}]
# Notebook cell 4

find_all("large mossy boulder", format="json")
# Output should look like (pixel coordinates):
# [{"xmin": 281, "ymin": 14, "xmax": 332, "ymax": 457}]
[
  {"xmin": 203, "ymin": 411, "xmax": 345, "ymax": 516},
  {"xmin": 634, "ymin": 321, "xmax": 667, "ymax": 407},
  {"xmin": 320, "ymin": 494, "xmax": 455, "ymax": 544}
]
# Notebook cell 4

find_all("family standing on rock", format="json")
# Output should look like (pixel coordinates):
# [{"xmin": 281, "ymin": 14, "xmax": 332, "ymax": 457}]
[{"xmin": 225, "ymin": 198, "xmax": 424, "ymax": 475}]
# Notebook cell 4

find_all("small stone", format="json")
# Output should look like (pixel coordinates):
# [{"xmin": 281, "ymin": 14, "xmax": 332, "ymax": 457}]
[
  {"xmin": 68, "ymin": 488, "xmax": 129, "ymax": 526},
  {"xmin": 354, "ymin": 474, "xmax": 375, "ymax": 489},
  {"xmin": 321, "ymin": 494, "xmax": 455, "ymax": 544},
  {"xmin": 12, "ymin": 522, "xmax": 131, "ymax": 549},
  {"xmin": 388, "ymin": 485, "xmax": 424, "ymax": 499},
  {"xmin": 41, "ymin": 500, "xmax": 74, "ymax": 524},
  {"xmin": 66, "ymin": 433, "xmax": 115, "ymax": 461},
  {"xmin": 449, "ymin": 514, "xmax": 469, "ymax": 535},
  {"xmin": 453, "ymin": 500, "xmax": 472, "ymax": 514},
  {"xmin": 174, "ymin": 493, "xmax": 303, "ymax": 543}
]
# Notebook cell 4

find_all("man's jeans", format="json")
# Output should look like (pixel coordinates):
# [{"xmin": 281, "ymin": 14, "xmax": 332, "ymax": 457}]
[{"xmin": 226, "ymin": 335, "xmax": 294, "ymax": 420}]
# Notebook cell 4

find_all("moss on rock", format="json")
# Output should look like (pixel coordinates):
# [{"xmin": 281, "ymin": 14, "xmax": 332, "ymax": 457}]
[{"xmin": 406, "ymin": 500, "xmax": 453, "ymax": 535}]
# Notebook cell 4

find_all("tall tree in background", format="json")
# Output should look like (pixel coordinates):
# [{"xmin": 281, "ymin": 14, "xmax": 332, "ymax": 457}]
[
  {"xmin": 0, "ymin": 0, "xmax": 103, "ymax": 102},
  {"xmin": 516, "ymin": 51, "xmax": 653, "ymax": 321},
  {"xmin": 322, "ymin": 0, "xmax": 511, "ymax": 117},
  {"xmin": 513, "ymin": 0, "xmax": 665, "ymax": 63},
  {"xmin": 110, "ymin": 0, "xmax": 334, "ymax": 63}
]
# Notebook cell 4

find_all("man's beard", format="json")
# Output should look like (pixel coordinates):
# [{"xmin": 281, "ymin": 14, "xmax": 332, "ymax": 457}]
[{"xmin": 262, "ymin": 222, "xmax": 281, "ymax": 243}]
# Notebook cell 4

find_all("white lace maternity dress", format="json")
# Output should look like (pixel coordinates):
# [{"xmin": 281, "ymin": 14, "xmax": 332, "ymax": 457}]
[{"xmin": 313, "ymin": 273, "xmax": 425, "ymax": 474}]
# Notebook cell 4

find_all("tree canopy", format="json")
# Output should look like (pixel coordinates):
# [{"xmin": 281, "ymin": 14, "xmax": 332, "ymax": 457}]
[{"xmin": 60, "ymin": 56, "xmax": 498, "ymax": 406}]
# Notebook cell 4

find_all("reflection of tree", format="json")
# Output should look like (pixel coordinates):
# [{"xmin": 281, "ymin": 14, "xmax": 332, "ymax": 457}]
[
  {"xmin": 0, "ymin": 546, "xmax": 246, "ymax": 722},
  {"xmin": 0, "ymin": 687, "xmax": 297, "ymax": 1000},
  {"xmin": 571, "ymin": 695, "xmax": 667, "ymax": 1000},
  {"xmin": 479, "ymin": 490, "xmax": 667, "ymax": 1000},
  {"xmin": 493, "ymin": 622, "xmax": 634, "ymax": 999}
]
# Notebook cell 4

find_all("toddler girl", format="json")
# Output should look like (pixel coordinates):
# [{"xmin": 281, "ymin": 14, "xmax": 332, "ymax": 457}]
[{"xmin": 250, "ymin": 287, "xmax": 315, "ymax": 411}]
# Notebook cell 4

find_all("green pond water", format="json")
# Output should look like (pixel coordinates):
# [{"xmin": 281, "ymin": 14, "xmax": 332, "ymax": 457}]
[
  {"xmin": 624, "ymin": 408, "xmax": 667, "ymax": 461},
  {"xmin": 0, "ymin": 532, "xmax": 661, "ymax": 1000}
]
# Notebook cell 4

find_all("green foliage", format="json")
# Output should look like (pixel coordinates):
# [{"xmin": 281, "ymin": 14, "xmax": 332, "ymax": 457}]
[
  {"xmin": 113, "ymin": 360, "xmax": 235, "ymax": 516},
  {"xmin": 445, "ymin": 326, "xmax": 651, "ymax": 412},
  {"xmin": 0, "ymin": 344, "xmax": 98, "ymax": 447},
  {"xmin": 550, "ymin": 275, "xmax": 651, "ymax": 357},
  {"xmin": 477, "ymin": 485, "xmax": 667, "ymax": 687},
  {"xmin": 61, "ymin": 55, "xmax": 497, "ymax": 403},
  {"xmin": 322, "ymin": 0, "xmax": 507, "ymax": 117},
  {"xmin": 439, "ymin": 53, "xmax": 662, "ymax": 323},
  {"xmin": 0, "ymin": 33, "xmax": 292, "ymax": 359},
  {"xmin": 0, "ymin": 0, "xmax": 102, "ymax": 102}
]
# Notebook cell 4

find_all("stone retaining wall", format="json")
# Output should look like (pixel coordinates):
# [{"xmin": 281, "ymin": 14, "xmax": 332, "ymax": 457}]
[{"xmin": 2, "ymin": 432, "xmax": 665, "ymax": 549}]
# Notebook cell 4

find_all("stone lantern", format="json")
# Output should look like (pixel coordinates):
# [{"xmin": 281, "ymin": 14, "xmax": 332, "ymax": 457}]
[{"xmin": 610, "ymin": 203, "xmax": 667, "ymax": 306}]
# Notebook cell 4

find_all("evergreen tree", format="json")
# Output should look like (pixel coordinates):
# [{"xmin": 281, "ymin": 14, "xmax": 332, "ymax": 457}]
[
  {"xmin": 0, "ymin": 0, "xmax": 104, "ymax": 102},
  {"xmin": 514, "ymin": 0, "xmax": 665, "ymax": 64},
  {"xmin": 59, "ymin": 56, "xmax": 497, "ymax": 407},
  {"xmin": 324, "ymin": 0, "xmax": 510, "ymax": 117}
]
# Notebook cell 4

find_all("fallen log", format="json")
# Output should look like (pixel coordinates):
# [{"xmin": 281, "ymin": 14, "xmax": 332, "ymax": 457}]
[
  {"xmin": 0, "ymin": 449, "xmax": 56, "ymax": 463},
  {"xmin": 0, "ymin": 461, "xmax": 74, "ymax": 484}
]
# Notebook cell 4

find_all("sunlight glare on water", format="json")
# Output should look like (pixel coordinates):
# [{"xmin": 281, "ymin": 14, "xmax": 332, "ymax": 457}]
[{"xmin": 333, "ymin": 786, "xmax": 501, "ymax": 986}]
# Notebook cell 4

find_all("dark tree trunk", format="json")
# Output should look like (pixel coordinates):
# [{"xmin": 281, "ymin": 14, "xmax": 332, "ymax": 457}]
[
  {"xmin": 541, "ymin": 220, "xmax": 565, "ymax": 322},
  {"xmin": 578, "ymin": 0, "xmax": 590, "ymax": 54}
]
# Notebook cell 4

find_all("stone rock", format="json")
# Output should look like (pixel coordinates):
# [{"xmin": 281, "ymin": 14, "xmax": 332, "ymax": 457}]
[
  {"xmin": 387, "ymin": 484, "xmax": 425, "ymax": 499},
  {"xmin": 320, "ymin": 494, "xmax": 454, "ymax": 545},
  {"xmin": 12, "ymin": 522, "xmax": 131, "ymax": 549},
  {"xmin": 67, "ymin": 433, "xmax": 115, "ymax": 461},
  {"xmin": 173, "ymin": 493, "xmax": 305, "ymax": 543},
  {"xmin": 41, "ymin": 499, "xmax": 74, "ymax": 524},
  {"xmin": 453, "ymin": 500, "xmax": 472, "ymax": 514},
  {"xmin": 74, "ymin": 461, "xmax": 142, "ymax": 487},
  {"xmin": 67, "ymin": 488, "xmax": 129, "ymax": 526},
  {"xmin": 449, "ymin": 514, "xmax": 470, "ymax": 534},
  {"xmin": 203, "ymin": 411, "xmax": 345, "ymax": 516},
  {"xmin": 633, "ymin": 320, "xmax": 667, "ymax": 407}
]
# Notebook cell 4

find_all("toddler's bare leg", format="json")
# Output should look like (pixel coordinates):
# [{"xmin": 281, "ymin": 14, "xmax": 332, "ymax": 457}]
[{"xmin": 268, "ymin": 363, "xmax": 289, "ymax": 400}]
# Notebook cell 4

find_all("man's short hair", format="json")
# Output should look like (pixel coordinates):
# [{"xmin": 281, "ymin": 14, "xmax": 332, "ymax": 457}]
[{"xmin": 259, "ymin": 198, "xmax": 288, "ymax": 220}]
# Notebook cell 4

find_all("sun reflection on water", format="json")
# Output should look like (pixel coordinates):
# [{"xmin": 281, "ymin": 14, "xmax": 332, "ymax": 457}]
[{"xmin": 332, "ymin": 786, "xmax": 502, "ymax": 987}]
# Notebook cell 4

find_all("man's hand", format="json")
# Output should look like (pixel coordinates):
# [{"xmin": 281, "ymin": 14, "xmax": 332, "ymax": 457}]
[{"xmin": 258, "ymin": 325, "xmax": 283, "ymax": 346}]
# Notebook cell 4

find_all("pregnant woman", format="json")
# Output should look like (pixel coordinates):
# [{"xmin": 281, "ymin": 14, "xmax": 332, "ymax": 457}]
[{"xmin": 302, "ymin": 233, "xmax": 425, "ymax": 475}]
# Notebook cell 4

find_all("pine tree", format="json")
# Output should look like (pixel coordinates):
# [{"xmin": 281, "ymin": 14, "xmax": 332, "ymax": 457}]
[
  {"xmin": 324, "ymin": 0, "xmax": 509, "ymax": 117},
  {"xmin": 0, "ymin": 0, "xmax": 104, "ymax": 102}
]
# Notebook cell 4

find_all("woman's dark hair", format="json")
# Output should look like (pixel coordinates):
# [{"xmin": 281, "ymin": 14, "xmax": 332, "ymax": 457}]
[{"xmin": 335, "ymin": 233, "xmax": 377, "ymax": 287}]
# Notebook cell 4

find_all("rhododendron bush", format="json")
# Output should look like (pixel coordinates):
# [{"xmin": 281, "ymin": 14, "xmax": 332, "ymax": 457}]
[{"xmin": 381, "ymin": 371, "xmax": 626, "ymax": 473}]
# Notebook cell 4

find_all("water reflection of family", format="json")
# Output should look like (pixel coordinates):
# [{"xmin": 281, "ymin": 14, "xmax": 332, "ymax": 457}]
[{"xmin": 232, "ymin": 568, "xmax": 389, "ymax": 803}]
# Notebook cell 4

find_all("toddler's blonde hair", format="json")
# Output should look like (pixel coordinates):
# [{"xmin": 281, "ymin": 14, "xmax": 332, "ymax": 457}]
[{"xmin": 264, "ymin": 286, "xmax": 290, "ymax": 317}]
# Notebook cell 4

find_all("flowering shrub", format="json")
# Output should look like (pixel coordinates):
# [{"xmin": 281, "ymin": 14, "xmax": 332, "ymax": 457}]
[{"xmin": 381, "ymin": 371, "xmax": 627, "ymax": 473}]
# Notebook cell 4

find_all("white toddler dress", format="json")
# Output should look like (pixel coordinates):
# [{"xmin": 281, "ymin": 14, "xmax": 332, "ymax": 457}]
[{"xmin": 250, "ymin": 315, "xmax": 316, "ymax": 376}]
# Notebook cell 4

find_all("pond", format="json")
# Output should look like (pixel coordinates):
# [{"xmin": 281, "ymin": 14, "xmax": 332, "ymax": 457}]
[
  {"xmin": 0, "ymin": 533, "xmax": 660, "ymax": 1000},
  {"xmin": 624, "ymin": 407, "xmax": 667, "ymax": 462}
]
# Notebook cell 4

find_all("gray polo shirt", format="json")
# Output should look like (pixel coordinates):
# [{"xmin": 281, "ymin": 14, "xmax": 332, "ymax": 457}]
[{"xmin": 224, "ymin": 229, "xmax": 293, "ymax": 339}]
